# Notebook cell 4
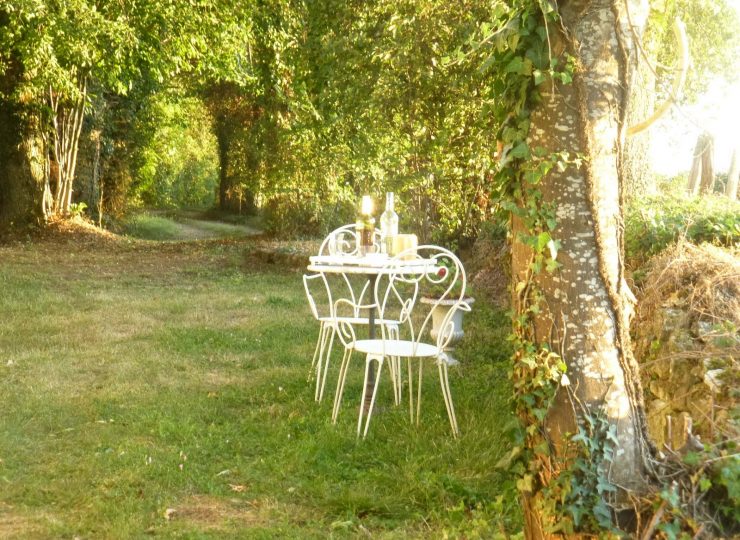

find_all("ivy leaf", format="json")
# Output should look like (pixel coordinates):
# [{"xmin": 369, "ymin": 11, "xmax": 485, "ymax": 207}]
[
  {"xmin": 516, "ymin": 474, "xmax": 533, "ymax": 493},
  {"xmin": 478, "ymin": 53, "xmax": 497, "ymax": 74},
  {"xmin": 699, "ymin": 476, "xmax": 712, "ymax": 492},
  {"xmin": 569, "ymin": 505, "xmax": 584, "ymax": 527},
  {"xmin": 510, "ymin": 142, "xmax": 530, "ymax": 159},
  {"xmin": 536, "ymin": 232, "xmax": 551, "ymax": 252},
  {"xmin": 504, "ymin": 56, "xmax": 524, "ymax": 74},
  {"xmin": 495, "ymin": 446, "xmax": 522, "ymax": 469},
  {"xmin": 597, "ymin": 479, "xmax": 617, "ymax": 494},
  {"xmin": 545, "ymin": 258, "xmax": 561, "ymax": 273},
  {"xmin": 533, "ymin": 69, "xmax": 545, "ymax": 86}
]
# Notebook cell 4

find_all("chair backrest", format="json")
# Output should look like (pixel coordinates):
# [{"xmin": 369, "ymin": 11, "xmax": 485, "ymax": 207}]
[
  {"xmin": 303, "ymin": 273, "xmax": 328, "ymax": 320},
  {"xmin": 318, "ymin": 224, "xmax": 382, "ymax": 256},
  {"xmin": 375, "ymin": 245, "xmax": 469, "ymax": 352},
  {"xmin": 303, "ymin": 271, "xmax": 375, "ymax": 321},
  {"xmin": 315, "ymin": 225, "xmax": 381, "ymax": 320}
]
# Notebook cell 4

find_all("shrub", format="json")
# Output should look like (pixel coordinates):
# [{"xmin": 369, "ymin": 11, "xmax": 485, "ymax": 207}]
[
  {"xmin": 262, "ymin": 192, "xmax": 356, "ymax": 238},
  {"xmin": 625, "ymin": 193, "xmax": 740, "ymax": 267}
]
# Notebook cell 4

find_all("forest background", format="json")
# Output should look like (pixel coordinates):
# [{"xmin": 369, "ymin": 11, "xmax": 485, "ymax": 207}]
[{"xmin": 1, "ymin": 0, "xmax": 738, "ymax": 243}]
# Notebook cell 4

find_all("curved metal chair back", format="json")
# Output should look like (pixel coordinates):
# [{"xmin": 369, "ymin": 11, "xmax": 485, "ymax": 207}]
[
  {"xmin": 319, "ymin": 224, "xmax": 382, "ymax": 256},
  {"xmin": 375, "ymin": 245, "xmax": 469, "ymax": 353}
]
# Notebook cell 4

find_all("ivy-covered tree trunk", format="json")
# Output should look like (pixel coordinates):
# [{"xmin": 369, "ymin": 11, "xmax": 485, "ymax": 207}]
[
  {"xmin": 512, "ymin": 1, "xmax": 654, "ymax": 536},
  {"xmin": 0, "ymin": 59, "xmax": 45, "ymax": 229}
]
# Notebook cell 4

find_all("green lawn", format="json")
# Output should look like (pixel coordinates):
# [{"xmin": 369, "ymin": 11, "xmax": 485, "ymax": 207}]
[
  {"xmin": 122, "ymin": 211, "xmax": 259, "ymax": 241},
  {"xmin": 0, "ymin": 232, "xmax": 518, "ymax": 538}
]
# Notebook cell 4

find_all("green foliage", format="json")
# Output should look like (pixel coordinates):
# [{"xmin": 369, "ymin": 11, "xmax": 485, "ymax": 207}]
[
  {"xmin": 68, "ymin": 202, "xmax": 88, "ymax": 218},
  {"xmin": 199, "ymin": 0, "xmax": 507, "ymax": 243},
  {"xmin": 121, "ymin": 213, "xmax": 185, "ymax": 241},
  {"xmin": 553, "ymin": 412, "xmax": 620, "ymax": 535},
  {"xmin": 649, "ymin": 0, "xmax": 740, "ymax": 101},
  {"xmin": 711, "ymin": 454, "xmax": 740, "ymax": 527},
  {"xmin": 625, "ymin": 191, "xmax": 740, "ymax": 266},
  {"xmin": 262, "ymin": 188, "xmax": 356, "ymax": 238},
  {"xmin": 130, "ymin": 94, "xmax": 218, "ymax": 210}
]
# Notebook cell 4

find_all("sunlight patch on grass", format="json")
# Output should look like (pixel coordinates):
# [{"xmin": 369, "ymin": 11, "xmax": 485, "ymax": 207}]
[{"xmin": 0, "ymin": 238, "xmax": 519, "ymax": 537}]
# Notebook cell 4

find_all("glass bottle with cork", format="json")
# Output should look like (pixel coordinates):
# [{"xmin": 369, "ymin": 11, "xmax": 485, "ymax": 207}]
[
  {"xmin": 356, "ymin": 195, "xmax": 375, "ymax": 256},
  {"xmin": 380, "ymin": 192, "xmax": 398, "ymax": 255}
]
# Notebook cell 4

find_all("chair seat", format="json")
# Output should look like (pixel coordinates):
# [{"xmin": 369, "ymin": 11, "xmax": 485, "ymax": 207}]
[{"xmin": 353, "ymin": 339, "xmax": 439, "ymax": 358}]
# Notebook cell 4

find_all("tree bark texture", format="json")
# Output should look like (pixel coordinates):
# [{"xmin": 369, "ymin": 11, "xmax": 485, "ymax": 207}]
[
  {"xmin": 512, "ymin": 1, "xmax": 653, "ymax": 536},
  {"xmin": 0, "ymin": 58, "xmax": 45, "ymax": 229},
  {"xmin": 687, "ymin": 132, "xmax": 714, "ymax": 196},
  {"xmin": 623, "ymin": 38, "xmax": 656, "ymax": 198},
  {"xmin": 698, "ymin": 133, "xmax": 715, "ymax": 195},
  {"xmin": 686, "ymin": 134, "xmax": 704, "ymax": 195},
  {"xmin": 726, "ymin": 147, "xmax": 739, "ymax": 200}
]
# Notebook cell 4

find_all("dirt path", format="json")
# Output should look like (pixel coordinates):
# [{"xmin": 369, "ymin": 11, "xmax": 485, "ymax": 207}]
[
  {"xmin": 138, "ymin": 211, "xmax": 262, "ymax": 241},
  {"xmin": 170, "ymin": 218, "xmax": 259, "ymax": 240}
]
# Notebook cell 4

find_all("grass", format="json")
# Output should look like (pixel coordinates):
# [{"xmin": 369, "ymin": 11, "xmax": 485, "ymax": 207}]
[
  {"xmin": 122, "ymin": 211, "xmax": 259, "ymax": 241},
  {"xmin": 0, "ymin": 230, "xmax": 518, "ymax": 538},
  {"xmin": 121, "ymin": 213, "xmax": 186, "ymax": 240}
]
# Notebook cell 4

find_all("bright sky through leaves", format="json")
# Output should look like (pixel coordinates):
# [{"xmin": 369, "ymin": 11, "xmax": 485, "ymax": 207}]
[{"xmin": 651, "ymin": 0, "xmax": 740, "ymax": 175}]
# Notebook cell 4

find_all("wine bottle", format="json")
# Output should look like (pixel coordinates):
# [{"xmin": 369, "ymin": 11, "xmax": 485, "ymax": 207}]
[
  {"xmin": 357, "ymin": 195, "xmax": 375, "ymax": 256},
  {"xmin": 380, "ymin": 192, "xmax": 398, "ymax": 254}
]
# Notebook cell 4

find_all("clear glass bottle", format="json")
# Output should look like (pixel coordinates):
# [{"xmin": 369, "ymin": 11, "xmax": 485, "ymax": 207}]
[{"xmin": 380, "ymin": 192, "xmax": 399, "ymax": 255}]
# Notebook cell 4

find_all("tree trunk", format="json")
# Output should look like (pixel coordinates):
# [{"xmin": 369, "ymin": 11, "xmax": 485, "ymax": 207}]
[
  {"xmin": 698, "ymin": 133, "xmax": 715, "ymax": 195},
  {"xmin": 623, "ymin": 40, "xmax": 656, "ymax": 199},
  {"xmin": 687, "ymin": 132, "xmax": 714, "ymax": 196},
  {"xmin": 512, "ymin": 1, "xmax": 653, "ymax": 536},
  {"xmin": 726, "ymin": 147, "xmax": 739, "ymax": 199},
  {"xmin": 686, "ymin": 134, "xmax": 704, "ymax": 196},
  {"xmin": 48, "ymin": 77, "xmax": 87, "ymax": 217},
  {"xmin": 0, "ymin": 55, "xmax": 45, "ymax": 229},
  {"xmin": 215, "ymin": 114, "xmax": 232, "ymax": 211}
]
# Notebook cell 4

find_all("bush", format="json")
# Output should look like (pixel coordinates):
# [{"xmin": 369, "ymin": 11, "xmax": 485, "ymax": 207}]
[
  {"xmin": 625, "ymin": 193, "xmax": 740, "ymax": 267},
  {"xmin": 262, "ymin": 192, "xmax": 356, "ymax": 238}
]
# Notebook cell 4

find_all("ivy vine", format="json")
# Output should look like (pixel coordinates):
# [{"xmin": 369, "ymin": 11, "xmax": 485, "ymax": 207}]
[{"xmin": 465, "ymin": 2, "xmax": 623, "ymax": 534}]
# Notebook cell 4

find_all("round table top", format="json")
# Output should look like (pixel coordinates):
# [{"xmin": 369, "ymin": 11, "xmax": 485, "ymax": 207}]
[{"xmin": 307, "ymin": 254, "xmax": 437, "ymax": 275}]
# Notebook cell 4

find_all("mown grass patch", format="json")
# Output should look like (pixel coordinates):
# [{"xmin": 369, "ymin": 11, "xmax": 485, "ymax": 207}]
[
  {"xmin": 121, "ymin": 213, "xmax": 185, "ymax": 241},
  {"xmin": 0, "ymin": 236, "xmax": 518, "ymax": 537},
  {"xmin": 122, "ymin": 211, "xmax": 259, "ymax": 242}
]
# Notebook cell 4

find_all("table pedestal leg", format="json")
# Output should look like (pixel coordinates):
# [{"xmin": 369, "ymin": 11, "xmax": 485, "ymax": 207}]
[{"xmin": 364, "ymin": 275, "xmax": 377, "ymax": 414}]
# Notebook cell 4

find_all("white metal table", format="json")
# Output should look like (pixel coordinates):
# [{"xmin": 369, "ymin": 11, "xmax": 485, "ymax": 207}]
[{"xmin": 307, "ymin": 253, "xmax": 437, "ymax": 412}]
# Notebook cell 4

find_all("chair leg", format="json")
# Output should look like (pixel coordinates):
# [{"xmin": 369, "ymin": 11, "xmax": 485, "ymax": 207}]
[
  {"xmin": 314, "ymin": 323, "xmax": 332, "ymax": 401},
  {"xmin": 318, "ymin": 325, "xmax": 336, "ymax": 402},
  {"xmin": 416, "ymin": 359, "xmax": 423, "ymax": 426},
  {"xmin": 309, "ymin": 322, "xmax": 326, "ymax": 383},
  {"xmin": 357, "ymin": 354, "xmax": 383, "ymax": 439},
  {"xmin": 438, "ymin": 362, "xmax": 459, "ymax": 437},
  {"xmin": 331, "ymin": 348, "xmax": 352, "ymax": 424},
  {"xmin": 406, "ymin": 357, "xmax": 414, "ymax": 424},
  {"xmin": 388, "ymin": 325, "xmax": 401, "ymax": 405}
]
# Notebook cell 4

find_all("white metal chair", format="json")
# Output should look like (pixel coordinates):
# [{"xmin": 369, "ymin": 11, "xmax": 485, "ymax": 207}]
[
  {"xmin": 302, "ymin": 225, "xmax": 398, "ymax": 403},
  {"xmin": 331, "ymin": 246, "xmax": 470, "ymax": 438}
]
